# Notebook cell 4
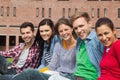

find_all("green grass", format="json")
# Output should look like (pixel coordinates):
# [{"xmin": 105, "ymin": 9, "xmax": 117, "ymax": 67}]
[{"xmin": 6, "ymin": 58, "xmax": 13, "ymax": 63}]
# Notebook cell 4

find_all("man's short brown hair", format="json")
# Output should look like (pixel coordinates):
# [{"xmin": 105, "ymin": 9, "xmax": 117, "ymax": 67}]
[{"xmin": 70, "ymin": 12, "xmax": 91, "ymax": 24}]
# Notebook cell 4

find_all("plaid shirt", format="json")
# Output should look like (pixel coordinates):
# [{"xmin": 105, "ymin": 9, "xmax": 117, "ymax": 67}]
[{"xmin": 0, "ymin": 42, "xmax": 41, "ymax": 73}]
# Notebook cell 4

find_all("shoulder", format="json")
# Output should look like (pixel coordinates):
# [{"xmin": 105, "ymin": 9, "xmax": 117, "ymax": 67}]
[
  {"xmin": 54, "ymin": 41, "xmax": 64, "ymax": 50},
  {"xmin": 52, "ymin": 35, "xmax": 61, "ymax": 42},
  {"xmin": 86, "ymin": 30, "xmax": 97, "ymax": 41},
  {"xmin": 19, "ymin": 43, "xmax": 25, "ymax": 45},
  {"xmin": 9, "ymin": 43, "xmax": 25, "ymax": 50},
  {"xmin": 15, "ymin": 43, "xmax": 25, "ymax": 47},
  {"xmin": 86, "ymin": 30, "xmax": 104, "ymax": 49},
  {"xmin": 107, "ymin": 40, "xmax": 120, "ymax": 55},
  {"xmin": 111, "ymin": 40, "xmax": 120, "ymax": 56},
  {"xmin": 112, "ymin": 40, "xmax": 120, "ymax": 48},
  {"xmin": 54, "ymin": 41, "xmax": 61, "ymax": 47},
  {"xmin": 85, "ymin": 30, "xmax": 99, "ymax": 44},
  {"xmin": 115, "ymin": 39, "xmax": 120, "ymax": 45}
]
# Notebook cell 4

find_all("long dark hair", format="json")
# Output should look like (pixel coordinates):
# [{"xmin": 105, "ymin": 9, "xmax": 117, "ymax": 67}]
[
  {"xmin": 95, "ymin": 17, "xmax": 114, "ymax": 31},
  {"xmin": 34, "ymin": 18, "xmax": 55, "ymax": 57}
]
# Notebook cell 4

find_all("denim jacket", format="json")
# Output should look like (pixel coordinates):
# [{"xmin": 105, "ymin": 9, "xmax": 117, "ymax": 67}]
[
  {"xmin": 38, "ymin": 35, "xmax": 60, "ymax": 69},
  {"xmin": 76, "ymin": 30, "xmax": 104, "ymax": 76}
]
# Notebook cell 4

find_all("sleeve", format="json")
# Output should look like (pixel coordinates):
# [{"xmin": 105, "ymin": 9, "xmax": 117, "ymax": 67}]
[
  {"xmin": 0, "ymin": 43, "xmax": 22, "ymax": 58},
  {"xmin": 37, "ymin": 64, "xmax": 45, "ymax": 70},
  {"xmin": 98, "ymin": 40, "xmax": 104, "ymax": 55},
  {"xmin": 47, "ymin": 42, "xmax": 60, "ymax": 71},
  {"xmin": 53, "ymin": 35, "xmax": 61, "ymax": 43},
  {"xmin": 114, "ymin": 41, "xmax": 120, "ymax": 64}
]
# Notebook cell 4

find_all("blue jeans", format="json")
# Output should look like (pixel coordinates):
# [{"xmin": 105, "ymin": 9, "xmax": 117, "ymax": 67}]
[
  {"xmin": 12, "ymin": 69, "xmax": 50, "ymax": 80},
  {"xmin": 0, "ymin": 74, "xmax": 14, "ymax": 80},
  {"xmin": 0, "ymin": 55, "xmax": 17, "ymax": 75},
  {"xmin": 12, "ymin": 69, "xmax": 77, "ymax": 80}
]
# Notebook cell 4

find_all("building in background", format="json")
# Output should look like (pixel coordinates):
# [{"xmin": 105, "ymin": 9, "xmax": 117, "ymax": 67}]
[{"xmin": 0, "ymin": 0, "xmax": 120, "ymax": 50}]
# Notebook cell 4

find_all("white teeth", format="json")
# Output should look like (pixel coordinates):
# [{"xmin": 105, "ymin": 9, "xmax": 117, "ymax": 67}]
[
  {"xmin": 81, "ymin": 31, "xmax": 84, "ymax": 33},
  {"xmin": 63, "ymin": 34, "xmax": 68, "ymax": 38},
  {"xmin": 80, "ymin": 30, "xmax": 84, "ymax": 34},
  {"xmin": 106, "ymin": 38, "xmax": 109, "ymax": 41},
  {"xmin": 104, "ymin": 38, "xmax": 109, "ymax": 43},
  {"xmin": 105, "ymin": 38, "xmax": 109, "ymax": 41}
]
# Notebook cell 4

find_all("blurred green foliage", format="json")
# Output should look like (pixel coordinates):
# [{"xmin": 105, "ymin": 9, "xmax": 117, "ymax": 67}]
[{"xmin": 6, "ymin": 58, "xmax": 13, "ymax": 63}]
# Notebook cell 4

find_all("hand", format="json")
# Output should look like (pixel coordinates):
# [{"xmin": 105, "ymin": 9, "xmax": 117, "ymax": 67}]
[{"xmin": 7, "ymin": 65, "xmax": 19, "ymax": 69}]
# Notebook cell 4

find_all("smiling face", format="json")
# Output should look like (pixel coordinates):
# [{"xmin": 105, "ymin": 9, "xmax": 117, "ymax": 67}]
[
  {"xmin": 21, "ymin": 26, "xmax": 35, "ymax": 44},
  {"xmin": 39, "ymin": 25, "xmax": 52, "ymax": 41},
  {"xmin": 73, "ymin": 17, "xmax": 91, "ymax": 40},
  {"xmin": 58, "ymin": 24, "xmax": 73, "ymax": 41},
  {"xmin": 96, "ymin": 24, "xmax": 117, "ymax": 47}
]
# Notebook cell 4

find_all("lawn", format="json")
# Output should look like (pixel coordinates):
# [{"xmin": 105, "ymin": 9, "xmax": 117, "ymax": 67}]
[{"xmin": 6, "ymin": 58, "xmax": 13, "ymax": 63}]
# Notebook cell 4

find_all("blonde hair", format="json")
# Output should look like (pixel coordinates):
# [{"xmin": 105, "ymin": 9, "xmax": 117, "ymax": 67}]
[{"xmin": 70, "ymin": 12, "xmax": 91, "ymax": 24}]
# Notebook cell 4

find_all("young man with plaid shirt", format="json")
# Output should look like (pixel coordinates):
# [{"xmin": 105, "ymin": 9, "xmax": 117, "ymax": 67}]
[{"xmin": 0, "ymin": 22, "xmax": 43, "ymax": 75}]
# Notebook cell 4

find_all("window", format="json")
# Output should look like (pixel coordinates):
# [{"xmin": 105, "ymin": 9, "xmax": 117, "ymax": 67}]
[
  {"xmin": 1, "ymin": 6, "xmax": 4, "ymax": 16},
  {"xmin": 10, "ymin": 25, "xmax": 20, "ymax": 27},
  {"xmin": 42, "ymin": 8, "xmax": 44, "ymax": 17},
  {"xmin": 36, "ymin": 7, "xmax": 39, "ymax": 17},
  {"xmin": 62, "ymin": 8, "xmax": 65, "ymax": 17},
  {"xmin": 32, "ymin": 0, "xmax": 42, "ymax": 1},
  {"xmin": 75, "ymin": 8, "xmax": 78, "ymax": 14},
  {"xmin": 104, "ymin": 8, "xmax": 107, "ymax": 17},
  {"xmin": 97, "ymin": 8, "xmax": 100, "ymax": 18},
  {"xmin": 0, "ymin": 25, "xmax": 6, "ymax": 27},
  {"xmin": 68, "ymin": 8, "xmax": 71, "ymax": 18},
  {"xmin": 101, "ymin": 0, "xmax": 112, "ymax": 1},
  {"xmin": 49, "ymin": 8, "xmax": 51, "ymax": 17},
  {"xmin": 118, "ymin": 8, "xmax": 120, "ymax": 18},
  {"xmin": 7, "ymin": 7, "xmax": 10, "ymax": 16},
  {"xmin": 91, "ymin": 8, "xmax": 94, "ymax": 18},
  {"xmin": 0, "ymin": 35, "xmax": 6, "ymax": 50},
  {"xmin": 19, "ymin": 36, "xmax": 24, "ymax": 43},
  {"xmin": 9, "ymin": 36, "xmax": 16, "ymax": 46},
  {"xmin": 88, "ymin": 0, "xmax": 99, "ymax": 1},
  {"xmin": 58, "ymin": 0, "xmax": 69, "ymax": 1},
  {"xmin": 13, "ymin": 7, "xmax": 16, "ymax": 17},
  {"xmin": 0, "ymin": 36, "xmax": 6, "ymax": 46}
]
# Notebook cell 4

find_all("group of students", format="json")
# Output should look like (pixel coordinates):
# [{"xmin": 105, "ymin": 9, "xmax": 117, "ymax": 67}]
[{"xmin": 0, "ymin": 11, "xmax": 120, "ymax": 80}]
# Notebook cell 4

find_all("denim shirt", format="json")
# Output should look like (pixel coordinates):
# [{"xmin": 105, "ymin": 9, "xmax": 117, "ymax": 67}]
[
  {"xmin": 76, "ymin": 30, "xmax": 104, "ymax": 76},
  {"xmin": 38, "ymin": 35, "xmax": 60, "ymax": 69}
]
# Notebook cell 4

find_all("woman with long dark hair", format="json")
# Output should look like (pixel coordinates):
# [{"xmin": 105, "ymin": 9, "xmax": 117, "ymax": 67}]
[{"xmin": 34, "ymin": 18, "xmax": 60, "ymax": 69}]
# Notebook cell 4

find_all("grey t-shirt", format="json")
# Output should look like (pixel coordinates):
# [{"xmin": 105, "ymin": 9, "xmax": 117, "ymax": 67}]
[{"xmin": 16, "ymin": 48, "xmax": 29, "ymax": 68}]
